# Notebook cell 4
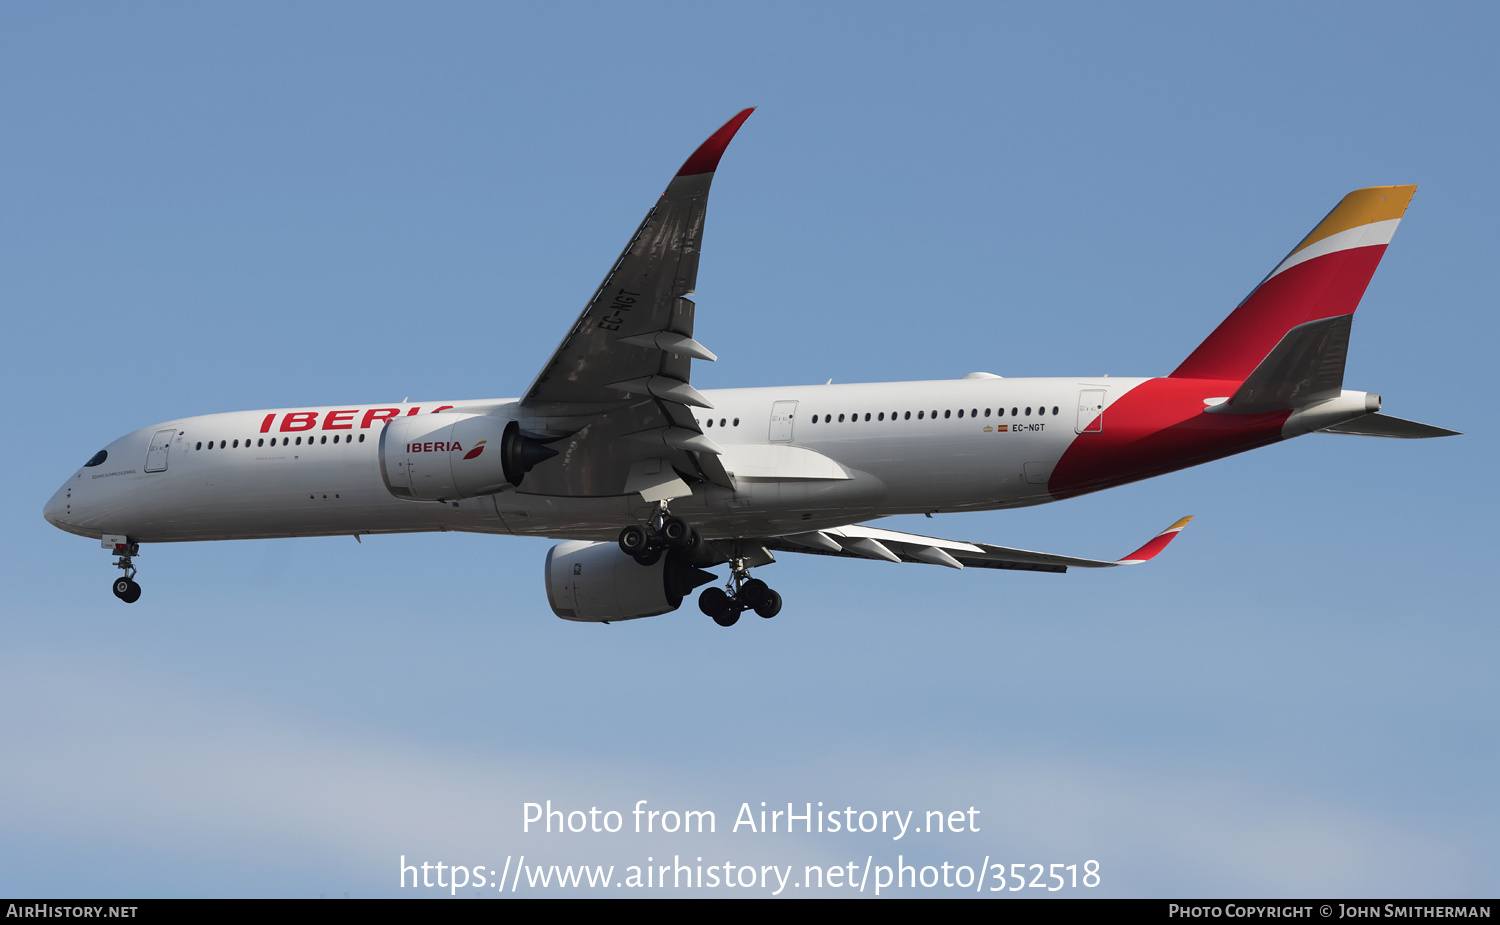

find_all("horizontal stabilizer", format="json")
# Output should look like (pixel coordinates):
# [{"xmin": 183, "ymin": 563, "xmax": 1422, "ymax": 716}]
[
  {"xmin": 1220, "ymin": 314, "xmax": 1351, "ymax": 413},
  {"xmin": 1318, "ymin": 413, "xmax": 1461, "ymax": 438}
]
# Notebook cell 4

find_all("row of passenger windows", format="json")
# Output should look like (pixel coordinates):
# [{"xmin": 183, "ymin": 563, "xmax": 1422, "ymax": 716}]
[
  {"xmin": 195, "ymin": 434, "xmax": 367, "ymax": 451},
  {"xmin": 703, "ymin": 417, "xmax": 740, "ymax": 428},
  {"xmin": 811, "ymin": 406, "xmax": 1061, "ymax": 424}
]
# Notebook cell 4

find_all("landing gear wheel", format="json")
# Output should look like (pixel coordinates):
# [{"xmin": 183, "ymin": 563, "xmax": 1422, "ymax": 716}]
[
  {"xmin": 632, "ymin": 546, "xmax": 663, "ymax": 566},
  {"xmin": 618, "ymin": 525, "xmax": 650, "ymax": 557},
  {"xmin": 699, "ymin": 587, "xmax": 739, "ymax": 626},
  {"xmin": 661, "ymin": 516, "xmax": 694, "ymax": 549},
  {"xmin": 753, "ymin": 589, "xmax": 781, "ymax": 619},
  {"xmin": 106, "ymin": 540, "xmax": 142, "ymax": 602},
  {"xmin": 739, "ymin": 578, "xmax": 769, "ymax": 606}
]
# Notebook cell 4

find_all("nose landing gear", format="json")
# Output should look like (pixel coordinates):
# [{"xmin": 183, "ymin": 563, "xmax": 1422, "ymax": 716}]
[
  {"xmin": 112, "ymin": 577, "xmax": 141, "ymax": 603},
  {"xmin": 107, "ymin": 540, "xmax": 142, "ymax": 603},
  {"xmin": 698, "ymin": 558, "xmax": 782, "ymax": 626}
]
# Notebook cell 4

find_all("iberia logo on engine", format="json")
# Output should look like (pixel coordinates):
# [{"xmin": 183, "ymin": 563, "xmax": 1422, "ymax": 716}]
[{"xmin": 404, "ymin": 439, "xmax": 487, "ymax": 458}]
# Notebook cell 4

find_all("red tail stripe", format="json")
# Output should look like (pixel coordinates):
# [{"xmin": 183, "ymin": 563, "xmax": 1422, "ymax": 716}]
[{"xmin": 1171, "ymin": 245, "xmax": 1386, "ymax": 381}]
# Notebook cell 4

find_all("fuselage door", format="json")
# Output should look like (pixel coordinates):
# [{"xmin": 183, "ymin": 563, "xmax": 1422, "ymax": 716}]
[
  {"xmin": 1075, "ymin": 390, "xmax": 1106, "ymax": 434},
  {"xmin": 144, "ymin": 428, "xmax": 177, "ymax": 472},
  {"xmin": 769, "ymin": 401, "xmax": 798, "ymax": 442}
]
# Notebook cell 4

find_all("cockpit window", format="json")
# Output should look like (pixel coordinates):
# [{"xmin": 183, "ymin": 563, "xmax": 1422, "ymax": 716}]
[{"xmin": 84, "ymin": 449, "xmax": 108, "ymax": 468}]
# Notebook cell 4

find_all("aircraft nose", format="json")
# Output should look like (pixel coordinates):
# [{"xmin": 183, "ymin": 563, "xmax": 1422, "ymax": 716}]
[{"xmin": 43, "ymin": 482, "xmax": 72, "ymax": 529}]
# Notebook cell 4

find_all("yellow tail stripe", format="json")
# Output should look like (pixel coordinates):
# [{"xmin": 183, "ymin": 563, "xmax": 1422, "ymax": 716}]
[{"xmin": 1290, "ymin": 185, "xmax": 1417, "ymax": 256}]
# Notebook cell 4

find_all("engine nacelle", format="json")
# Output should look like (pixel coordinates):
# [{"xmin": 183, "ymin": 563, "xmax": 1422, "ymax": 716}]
[
  {"xmin": 379, "ymin": 413, "xmax": 557, "ymax": 500},
  {"xmin": 545, "ymin": 541, "xmax": 716, "ymax": 623}
]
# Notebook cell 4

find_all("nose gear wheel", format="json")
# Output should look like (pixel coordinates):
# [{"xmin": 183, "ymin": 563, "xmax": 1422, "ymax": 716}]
[{"xmin": 108, "ymin": 543, "xmax": 142, "ymax": 603}]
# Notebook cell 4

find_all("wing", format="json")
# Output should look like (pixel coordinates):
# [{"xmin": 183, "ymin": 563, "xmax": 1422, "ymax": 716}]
[
  {"xmin": 762, "ymin": 517, "xmax": 1195, "ymax": 572},
  {"xmin": 516, "ymin": 110, "xmax": 755, "ymax": 497}
]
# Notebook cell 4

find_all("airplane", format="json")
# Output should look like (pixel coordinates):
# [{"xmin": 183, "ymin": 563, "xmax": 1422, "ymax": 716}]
[{"xmin": 43, "ymin": 108, "xmax": 1458, "ymax": 626}]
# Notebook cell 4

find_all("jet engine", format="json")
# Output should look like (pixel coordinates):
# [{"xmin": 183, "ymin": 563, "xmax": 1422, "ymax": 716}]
[
  {"xmin": 379, "ymin": 414, "xmax": 557, "ymax": 500},
  {"xmin": 545, "ymin": 541, "xmax": 717, "ymax": 622}
]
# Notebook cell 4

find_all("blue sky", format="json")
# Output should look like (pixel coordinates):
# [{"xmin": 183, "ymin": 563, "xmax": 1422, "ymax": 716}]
[{"xmin": 3, "ymin": 2, "xmax": 1496, "ymax": 897}]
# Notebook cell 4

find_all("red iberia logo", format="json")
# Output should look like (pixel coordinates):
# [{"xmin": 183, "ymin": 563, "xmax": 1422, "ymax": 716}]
[{"xmin": 463, "ymin": 440, "xmax": 487, "ymax": 460}]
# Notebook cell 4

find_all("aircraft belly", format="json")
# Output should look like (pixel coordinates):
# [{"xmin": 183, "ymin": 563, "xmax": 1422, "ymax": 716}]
[
  {"xmin": 794, "ymin": 427, "xmax": 1074, "ymax": 514},
  {"xmin": 493, "ymin": 492, "xmax": 637, "ymax": 540}
]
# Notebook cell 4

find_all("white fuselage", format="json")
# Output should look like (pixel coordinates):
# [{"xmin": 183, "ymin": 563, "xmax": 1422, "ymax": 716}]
[{"xmin": 44, "ymin": 376, "xmax": 1148, "ymax": 545}]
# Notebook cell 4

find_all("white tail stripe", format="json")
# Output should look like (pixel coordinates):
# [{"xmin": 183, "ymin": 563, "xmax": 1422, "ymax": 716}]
[{"xmin": 1269, "ymin": 218, "xmax": 1401, "ymax": 281}]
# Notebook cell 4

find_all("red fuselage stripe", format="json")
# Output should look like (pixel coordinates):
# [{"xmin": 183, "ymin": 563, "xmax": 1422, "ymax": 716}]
[{"xmin": 1050, "ymin": 378, "xmax": 1289, "ymax": 500}]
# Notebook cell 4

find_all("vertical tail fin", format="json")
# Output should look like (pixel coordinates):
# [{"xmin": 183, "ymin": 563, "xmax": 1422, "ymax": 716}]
[{"xmin": 1171, "ymin": 185, "xmax": 1417, "ymax": 381}]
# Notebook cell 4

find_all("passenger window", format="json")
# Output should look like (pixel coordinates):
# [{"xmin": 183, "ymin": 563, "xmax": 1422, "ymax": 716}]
[
  {"xmin": 359, "ymin": 434, "xmax": 365, "ymax": 443},
  {"xmin": 904, "ymin": 411, "xmax": 910, "ymax": 420},
  {"xmin": 195, "ymin": 442, "xmax": 202, "ymax": 451},
  {"xmin": 944, "ymin": 410, "xmax": 951, "ymax": 419},
  {"xmin": 984, "ymin": 408, "xmax": 991, "ymax": 417},
  {"xmin": 1025, "ymin": 407, "xmax": 1032, "ymax": 416},
  {"xmin": 706, "ymin": 419, "xmax": 714, "ymax": 427},
  {"xmin": 838, "ymin": 414, "xmax": 845, "ymax": 422},
  {"xmin": 878, "ymin": 412, "xmax": 884, "ymax": 421},
  {"xmin": 321, "ymin": 435, "xmax": 327, "ymax": 444},
  {"xmin": 296, "ymin": 437, "xmax": 302, "ymax": 445},
  {"xmin": 917, "ymin": 411, "xmax": 924, "ymax": 419},
  {"xmin": 733, "ymin": 418, "xmax": 739, "ymax": 426},
  {"xmin": 864, "ymin": 413, "xmax": 870, "ymax": 421},
  {"xmin": 1052, "ymin": 406, "xmax": 1060, "ymax": 415},
  {"xmin": 957, "ymin": 409, "xmax": 964, "ymax": 418}
]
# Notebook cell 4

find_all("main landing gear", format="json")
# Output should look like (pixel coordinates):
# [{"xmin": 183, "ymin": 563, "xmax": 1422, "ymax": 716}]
[
  {"xmin": 618, "ymin": 509, "xmax": 700, "ymax": 566},
  {"xmin": 618, "ymin": 511, "xmax": 784, "ymax": 627},
  {"xmin": 698, "ymin": 558, "xmax": 782, "ymax": 627},
  {"xmin": 110, "ymin": 542, "xmax": 142, "ymax": 603}
]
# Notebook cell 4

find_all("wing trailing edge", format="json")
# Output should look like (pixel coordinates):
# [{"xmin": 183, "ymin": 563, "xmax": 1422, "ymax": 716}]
[{"xmin": 765, "ymin": 517, "xmax": 1194, "ymax": 573}]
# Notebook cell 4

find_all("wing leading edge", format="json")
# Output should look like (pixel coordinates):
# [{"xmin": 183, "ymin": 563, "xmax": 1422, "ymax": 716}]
[{"xmin": 517, "ymin": 109, "xmax": 755, "ymax": 495}]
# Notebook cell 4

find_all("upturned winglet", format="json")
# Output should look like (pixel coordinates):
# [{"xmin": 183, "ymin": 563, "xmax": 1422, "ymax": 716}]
[
  {"xmin": 675, "ymin": 108, "xmax": 756, "ymax": 177},
  {"xmin": 1116, "ymin": 516, "xmax": 1194, "ymax": 564}
]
